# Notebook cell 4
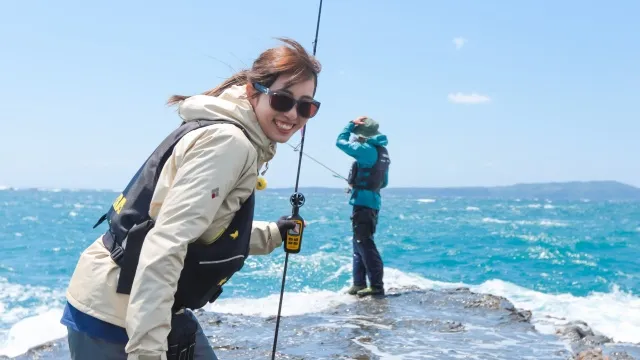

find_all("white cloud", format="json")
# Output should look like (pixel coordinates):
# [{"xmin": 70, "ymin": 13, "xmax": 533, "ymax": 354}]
[
  {"xmin": 453, "ymin": 37, "xmax": 467, "ymax": 50},
  {"xmin": 448, "ymin": 92, "xmax": 491, "ymax": 104}
]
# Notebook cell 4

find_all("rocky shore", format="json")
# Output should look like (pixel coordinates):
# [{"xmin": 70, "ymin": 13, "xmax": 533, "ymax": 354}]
[{"xmin": 5, "ymin": 286, "xmax": 638, "ymax": 359}]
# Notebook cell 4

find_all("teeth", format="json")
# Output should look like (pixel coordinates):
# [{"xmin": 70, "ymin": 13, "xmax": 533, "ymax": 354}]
[{"xmin": 274, "ymin": 120, "xmax": 294, "ymax": 130}]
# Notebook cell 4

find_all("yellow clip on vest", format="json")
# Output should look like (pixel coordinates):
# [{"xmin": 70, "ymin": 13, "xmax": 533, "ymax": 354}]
[{"xmin": 256, "ymin": 176, "xmax": 267, "ymax": 190}]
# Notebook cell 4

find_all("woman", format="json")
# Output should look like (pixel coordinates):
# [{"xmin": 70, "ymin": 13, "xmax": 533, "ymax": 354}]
[{"xmin": 60, "ymin": 37, "xmax": 322, "ymax": 360}]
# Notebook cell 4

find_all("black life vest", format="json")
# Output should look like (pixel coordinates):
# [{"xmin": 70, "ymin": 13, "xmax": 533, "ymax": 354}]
[
  {"xmin": 347, "ymin": 146, "xmax": 390, "ymax": 191},
  {"xmin": 92, "ymin": 119, "xmax": 254, "ymax": 311}
]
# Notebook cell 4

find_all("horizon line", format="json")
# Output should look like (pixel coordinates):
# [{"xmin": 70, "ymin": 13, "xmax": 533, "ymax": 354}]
[{"xmin": 1, "ymin": 180, "xmax": 638, "ymax": 192}]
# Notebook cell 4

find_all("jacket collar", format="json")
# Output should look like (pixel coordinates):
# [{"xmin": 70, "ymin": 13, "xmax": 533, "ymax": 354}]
[{"xmin": 177, "ymin": 85, "xmax": 276, "ymax": 166}]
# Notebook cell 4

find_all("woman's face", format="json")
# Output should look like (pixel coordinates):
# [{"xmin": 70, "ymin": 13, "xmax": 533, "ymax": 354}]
[{"xmin": 248, "ymin": 74, "xmax": 317, "ymax": 143}]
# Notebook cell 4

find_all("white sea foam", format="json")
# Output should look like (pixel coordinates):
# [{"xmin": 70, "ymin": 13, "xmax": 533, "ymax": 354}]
[
  {"xmin": 472, "ymin": 280, "xmax": 640, "ymax": 344},
  {"xmin": 482, "ymin": 217, "xmax": 568, "ymax": 227},
  {"xmin": 0, "ymin": 279, "xmax": 66, "ymax": 358},
  {"xmin": 417, "ymin": 198, "xmax": 436, "ymax": 203},
  {"xmin": 482, "ymin": 217, "xmax": 509, "ymax": 224},
  {"xmin": 0, "ymin": 310, "xmax": 66, "ymax": 358}
]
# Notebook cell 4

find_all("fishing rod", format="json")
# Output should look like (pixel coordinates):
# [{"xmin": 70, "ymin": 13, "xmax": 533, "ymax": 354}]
[{"xmin": 271, "ymin": 0, "xmax": 323, "ymax": 358}]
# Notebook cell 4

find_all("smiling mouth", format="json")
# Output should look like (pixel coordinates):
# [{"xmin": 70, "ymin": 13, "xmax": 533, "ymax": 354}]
[{"xmin": 274, "ymin": 119, "xmax": 295, "ymax": 131}]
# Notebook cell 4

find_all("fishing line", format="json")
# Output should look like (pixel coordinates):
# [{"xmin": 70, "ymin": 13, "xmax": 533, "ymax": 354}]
[
  {"xmin": 270, "ymin": 1, "xmax": 324, "ymax": 359},
  {"xmin": 285, "ymin": 142, "xmax": 347, "ymax": 181}
]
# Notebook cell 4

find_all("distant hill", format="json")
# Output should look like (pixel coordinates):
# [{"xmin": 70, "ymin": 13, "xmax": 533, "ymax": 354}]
[
  {"xmin": 383, "ymin": 181, "xmax": 640, "ymax": 201},
  {"xmin": 277, "ymin": 181, "xmax": 640, "ymax": 201},
  {"xmin": 3, "ymin": 181, "xmax": 639, "ymax": 201}
]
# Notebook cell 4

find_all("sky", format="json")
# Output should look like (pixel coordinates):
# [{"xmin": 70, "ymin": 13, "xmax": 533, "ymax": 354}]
[{"xmin": 1, "ymin": 0, "xmax": 638, "ymax": 190}]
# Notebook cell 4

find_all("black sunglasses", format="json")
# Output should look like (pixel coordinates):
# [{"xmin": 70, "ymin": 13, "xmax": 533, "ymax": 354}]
[{"xmin": 253, "ymin": 83, "xmax": 321, "ymax": 119}]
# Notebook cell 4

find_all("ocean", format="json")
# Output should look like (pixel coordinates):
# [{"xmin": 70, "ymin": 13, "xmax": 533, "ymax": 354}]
[{"xmin": 0, "ymin": 187, "xmax": 639, "ymax": 359}]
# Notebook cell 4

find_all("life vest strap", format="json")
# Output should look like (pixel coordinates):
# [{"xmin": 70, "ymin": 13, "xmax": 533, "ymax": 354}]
[{"xmin": 102, "ymin": 231, "xmax": 125, "ymax": 266}]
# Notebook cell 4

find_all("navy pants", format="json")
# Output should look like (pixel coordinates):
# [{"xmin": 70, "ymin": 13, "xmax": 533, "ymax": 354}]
[
  {"xmin": 67, "ymin": 310, "xmax": 218, "ymax": 360},
  {"xmin": 351, "ymin": 205, "xmax": 384, "ymax": 289}
]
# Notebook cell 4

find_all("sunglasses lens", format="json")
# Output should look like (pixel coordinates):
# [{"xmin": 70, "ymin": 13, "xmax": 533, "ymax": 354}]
[
  {"xmin": 298, "ymin": 101, "xmax": 319, "ymax": 118},
  {"xmin": 267, "ymin": 90, "xmax": 319, "ymax": 118},
  {"xmin": 269, "ymin": 93, "xmax": 295, "ymax": 112}
]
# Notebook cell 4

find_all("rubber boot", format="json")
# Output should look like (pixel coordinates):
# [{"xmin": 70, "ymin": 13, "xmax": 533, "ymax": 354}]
[
  {"xmin": 356, "ymin": 286, "xmax": 384, "ymax": 297},
  {"xmin": 347, "ymin": 285, "xmax": 366, "ymax": 295}
]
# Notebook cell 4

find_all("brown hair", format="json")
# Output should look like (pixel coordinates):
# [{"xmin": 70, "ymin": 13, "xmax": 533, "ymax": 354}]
[{"xmin": 167, "ymin": 38, "xmax": 322, "ymax": 106}]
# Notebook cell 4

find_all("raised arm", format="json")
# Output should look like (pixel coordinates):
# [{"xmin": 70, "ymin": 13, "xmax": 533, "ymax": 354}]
[{"xmin": 336, "ymin": 117, "xmax": 368, "ymax": 159}]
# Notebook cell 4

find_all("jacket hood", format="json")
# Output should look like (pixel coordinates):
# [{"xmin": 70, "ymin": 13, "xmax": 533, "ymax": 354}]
[
  {"xmin": 177, "ymin": 85, "xmax": 277, "ymax": 165},
  {"xmin": 366, "ymin": 134, "xmax": 388, "ymax": 147}
]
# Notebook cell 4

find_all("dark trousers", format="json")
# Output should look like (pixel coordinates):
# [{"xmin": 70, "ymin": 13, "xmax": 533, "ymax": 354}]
[
  {"xmin": 351, "ymin": 206, "xmax": 384, "ymax": 289},
  {"xmin": 67, "ymin": 310, "xmax": 218, "ymax": 360}
]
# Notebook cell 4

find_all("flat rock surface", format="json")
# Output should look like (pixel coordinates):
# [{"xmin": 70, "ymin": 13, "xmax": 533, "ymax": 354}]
[{"xmin": 6, "ymin": 287, "xmax": 639, "ymax": 359}]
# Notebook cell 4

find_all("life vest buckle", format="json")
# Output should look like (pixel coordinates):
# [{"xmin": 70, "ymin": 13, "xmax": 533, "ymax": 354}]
[{"xmin": 110, "ymin": 244, "xmax": 125, "ymax": 266}]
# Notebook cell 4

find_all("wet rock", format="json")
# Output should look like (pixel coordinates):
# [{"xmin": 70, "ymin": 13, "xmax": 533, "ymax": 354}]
[
  {"xmin": 582, "ymin": 335, "xmax": 614, "ymax": 347},
  {"xmin": 558, "ymin": 320, "xmax": 612, "ymax": 346},
  {"xmin": 440, "ymin": 320, "xmax": 465, "ymax": 333},
  {"xmin": 11, "ymin": 288, "xmax": 638, "ymax": 360},
  {"xmin": 608, "ymin": 351, "xmax": 636, "ymax": 360},
  {"xmin": 556, "ymin": 320, "xmax": 627, "ymax": 358},
  {"xmin": 207, "ymin": 318, "xmax": 222, "ymax": 326},
  {"xmin": 465, "ymin": 293, "xmax": 510, "ymax": 309},
  {"xmin": 3, "ymin": 339, "xmax": 70, "ymax": 360},
  {"xmin": 350, "ymin": 355, "xmax": 371, "ymax": 360},
  {"xmin": 546, "ymin": 314, "xmax": 567, "ymax": 321},
  {"xmin": 213, "ymin": 344, "xmax": 241, "ymax": 351},
  {"xmin": 510, "ymin": 309, "xmax": 532, "ymax": 322},
  {"xmin": 387, "ymin": 284, "xmax": 421, "ymax": 293},
  {"xmin": 572, "ymin": 348, "xmax": 637, "ymax": 360},
  {"xmin": 558, "ymin": 321, "xmax": 597, "ymax": 342},
  {"xmin": 356, "ymin": 336, "xmax": 373, "ymax": 343},
  {"xmin": 574, "ymin": 348, "xmax": 605, "ymax": 360}
]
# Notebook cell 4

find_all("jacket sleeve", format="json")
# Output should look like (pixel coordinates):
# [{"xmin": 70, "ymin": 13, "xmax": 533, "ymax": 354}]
[
  {"xmin": 124, "ymin": 125, "xmax": 251, "ymax": 360},
  {"xmin": 335, "ymin": 122, "xmax": 366, "ymax": 159},
  {"xmin": 248, "ymin": 221, "xmax": 283, "ymax": 255}
]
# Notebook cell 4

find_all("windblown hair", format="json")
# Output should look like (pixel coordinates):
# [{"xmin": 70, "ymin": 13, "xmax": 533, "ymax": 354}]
[{"xmin": 167, "ymin": 38, "xmax": 321, "ymax": 106}]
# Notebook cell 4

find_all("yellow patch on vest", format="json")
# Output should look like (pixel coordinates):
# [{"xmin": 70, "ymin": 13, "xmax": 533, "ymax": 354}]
[
  {"xmin": 112, "ymin": 194, "xmax": 127, "ymax": 214},
  {"xmin": 230, "ymin": 230, "xmax": 239, "ymax": 239},
  {"xmin": 218, "ymin": 277, "xmax": 228, "ymax": 286}
]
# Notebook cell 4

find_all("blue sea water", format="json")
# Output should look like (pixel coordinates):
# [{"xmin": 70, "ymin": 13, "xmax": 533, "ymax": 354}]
[{"xmin": 0, "ymin": 187, "xmax": 639, "ymax": 357}]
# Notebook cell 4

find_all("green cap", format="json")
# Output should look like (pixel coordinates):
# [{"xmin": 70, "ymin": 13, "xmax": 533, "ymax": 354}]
[{"xmin": 352, "ymin": 117, "xmax": 380, "ymax": 138}]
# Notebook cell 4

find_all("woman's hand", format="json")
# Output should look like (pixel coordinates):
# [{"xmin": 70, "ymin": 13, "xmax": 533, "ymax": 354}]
[{"xmin": 276, "ymin": 216, "xmax": 307, "ymax": 240}]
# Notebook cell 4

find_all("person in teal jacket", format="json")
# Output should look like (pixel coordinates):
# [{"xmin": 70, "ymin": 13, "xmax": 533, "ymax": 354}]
[{"xmin": 336, "ymin": 116, "xmax": 390, "ymax": 297}]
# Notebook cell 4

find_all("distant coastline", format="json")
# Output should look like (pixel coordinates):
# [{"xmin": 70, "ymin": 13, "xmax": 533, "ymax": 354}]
[
  {"xmin": 272, "ymin": 180, "xmax": 640, "ymax": 201},
  {"xmin": 3, "ymin": 180, "xmax": 639, "ymax": 201}
]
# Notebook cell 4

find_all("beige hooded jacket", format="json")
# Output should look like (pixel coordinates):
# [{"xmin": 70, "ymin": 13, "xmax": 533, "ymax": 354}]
[{"xmin": 65, "ymin": 85, "xmax": 282, "ymax": 359}]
